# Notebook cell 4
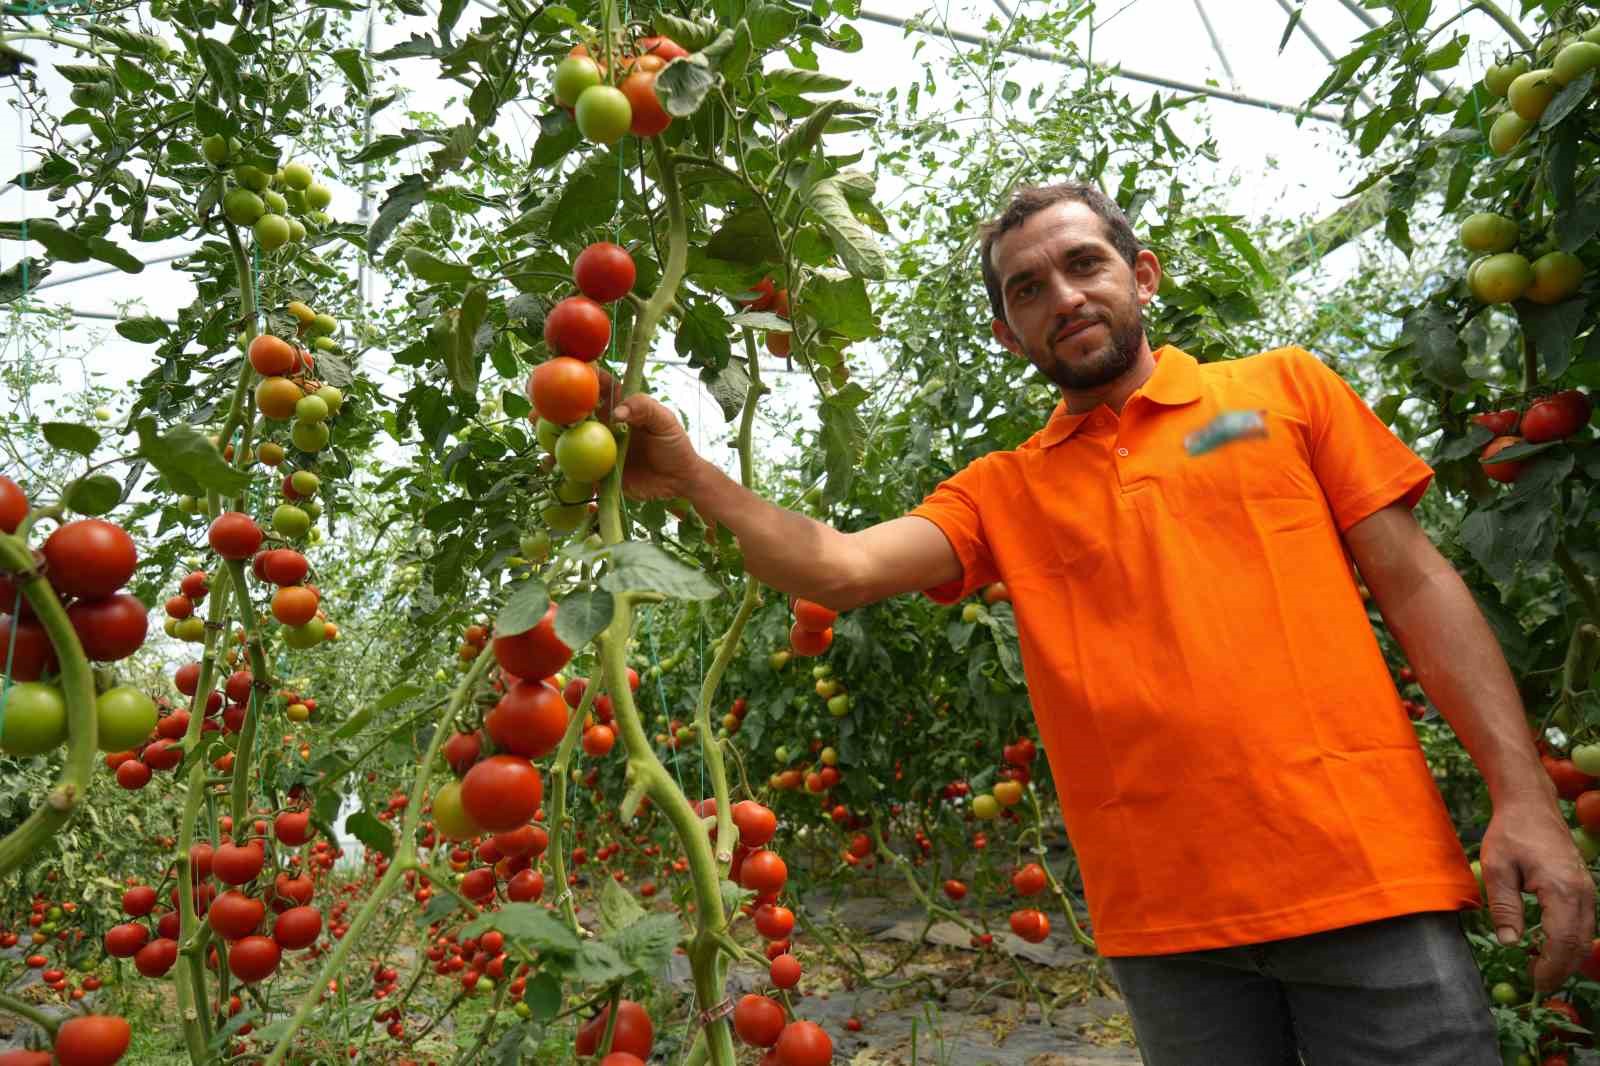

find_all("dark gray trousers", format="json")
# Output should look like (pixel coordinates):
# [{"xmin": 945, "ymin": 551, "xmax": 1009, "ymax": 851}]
[{"xmin": 1106, "ymin": 911, "xmax": 1501, "ymax": 1066}]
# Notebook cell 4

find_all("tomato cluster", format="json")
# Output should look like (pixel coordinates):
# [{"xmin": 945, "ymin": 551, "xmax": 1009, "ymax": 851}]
[{"xmin": 551, "ymin": 36, "xmax": 685, "ymax": 145}]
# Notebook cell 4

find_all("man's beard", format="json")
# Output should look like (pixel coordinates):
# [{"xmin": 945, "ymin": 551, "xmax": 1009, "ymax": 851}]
[{"xmin": 1025, "ymin": 302, "xmax": 1145, "ymax": 391}]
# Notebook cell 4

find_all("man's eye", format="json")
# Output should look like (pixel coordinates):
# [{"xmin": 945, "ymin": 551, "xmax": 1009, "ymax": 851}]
[{"xmin": 1014, "ymin": 282, "xmax": 1038, "ymax": 300}]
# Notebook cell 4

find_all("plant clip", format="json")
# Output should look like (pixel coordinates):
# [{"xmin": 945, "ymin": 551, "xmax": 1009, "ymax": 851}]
[{"xmin": 697, "ymin": 998, "xmax": 736, "ymax": 1028}]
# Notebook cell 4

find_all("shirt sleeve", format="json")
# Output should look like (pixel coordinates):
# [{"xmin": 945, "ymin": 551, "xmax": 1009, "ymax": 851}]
[
  {"xmin": 907, "ymin": 458, "xmax": 1001, "ymax": 604},
  {"xmin": 1285, "ymin": 346, "xmax": 1433, "ymax": 532}
]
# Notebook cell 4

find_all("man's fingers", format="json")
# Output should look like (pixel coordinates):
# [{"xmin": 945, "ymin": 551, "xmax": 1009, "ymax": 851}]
[
  {"xmin": 1534, "ymin": 875, "xmax": 1596, "ymax": 993},
  {"xmin": 1480, "ymin": 855, "xmax": 1525, "ymax": 945}
]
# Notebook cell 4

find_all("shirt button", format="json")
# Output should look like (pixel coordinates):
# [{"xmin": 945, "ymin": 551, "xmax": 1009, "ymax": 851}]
[{"xmin": 1116, "ymin": 447, "xmax": 1129, "ymax": 457}]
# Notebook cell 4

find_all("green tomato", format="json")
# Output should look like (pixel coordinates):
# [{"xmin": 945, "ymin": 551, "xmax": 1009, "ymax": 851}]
[
  {"xmin": 768, "ymin": 651, "xmax": 790, "ymax": 671},
  {"xmin": 1572, "ymin": 743, "xmax": 1600, "ymax": 776},
  {"xmin": 176, "ymin": 617, "xmax": 206, "ymax": 642},
  {"xmin": 314, "ymin": 385, "xmax": 344, "ymax": 414},
  {"xmin": 273, "ymin": 504, "xmax": 311, "ymax": 539},
  {"xmin": 575, "ymin": 85, "xmax": 633, "ymax": 145},
  {"xmin": 1575, "ymin": 826, "xmax": 1600, "ymax": 863},
  {"xmin": 961, "ymin": 603, "xmax": 982, "ymax": 623},
  {"xmin": 555, "ymin": 421, "xmax": 618, "ymax": 482},
  {"xmin": 305, "ymin": 183, "xmax": 332, "ymax": 211},
  {"xmin": 555, "ymin": 478, "xmax": 594, "ymax": 505},
  {"xmin": 234, "ymin": 165, "xmax": 270, "ymax": 192},
  {"xmin": 202, "ymin": 134, "xmax": 230, "ymax": 165},
  {"xmin": 432, "ymin": 780, "xmax": 481, "ymax": 840},
  {"xmin": 552, "ymin": 56, "xmax": 603, "ymax": 108},
  {"xmin": 254, "ymin": 213, "xmax": 291, "ymax": 251},
  {"xmin": 519, "ymin": 530, "xmax": 552, "ymax": 562},
  {"xmin": 1484, "ymin": 56, "xmax": 1530, "ymax": 97},
  {"xmin": 1525, "ymin": 251, "xmax": 1585, "ymax": 304},
  {"xmin": 282, "ymin": 618, "xmax": 326, "ymax": 650},
  {"xmin": 287, "ymin": 219, "xmax": 307, "ymax": 243},
  {"xmin": 827, "ymin": 693, "xmax": 850, "ymax": 717},
  {"xmin": 1469, "ymin": 253, "xmax": 1533, "ymax": 304},
  {"xmin": 536, "ymin": 418, "xmax": 564, "ymax": 455},
  {"xmin": 1459, "ymin": 212, "xmax": 1519, "ymax": 254},
  {"xmin": 971, "ymin": 794, "xmax": 1000, "ymax": 820},
  {"xmin": 290, "ymin": 470, "xmax": 321, "ymax": 497},
  {"xmin": 223, "ymin": 189, "xmax": 265, "ymax": 227},
  {"xmin": 542, "ymin": 503, "xmax": 588, "ymax": 534},
  {"xmin": 0, "ymin": 682, "xmax": 67, "ymax": 756},
  {"xmin": 1489, "ymin": 111, "xmax": 1533, "ymax": 156},
  {"xmin": 291, "ymin": 420, "xmax": 331, "ymax": 453},
  {"xmin": 1507, "ymin": 69, "xmax": 1557, "ymax": 121},
  {"xmin": 93, "ymin": 405, "xmax": 112, "ymax": 422},
  {"xmin": 97, "ymin": 686, "xmax": 157, "ymax": 752},
  {"xmin": 262, "ymin": 190, "xmax": 288, "ymax": 215},
  {"xmin": 295, "ymin": 394, "xmax": 330, "ymax": 423},
  {"xmin": 302, "ymin": 499, "xmax": 322, "ymax": 521},
  {"xmin": 308, "ymin": 313, "xmax": 337, "ymax": 338},
  {"xmin": 812, "ymin": 664, "xmax": 832, "ymax": 680},
  {"xmin": 1553, "ymin": 41, "xmax": 1600, "ymax": 85},
  {"xmin": 281, "ymin": 161, "xmax": 313, "ymax": 190},
  {"xmin": 1490, "ymin": 981, "xmax": 1520, "ymax": 1006}
]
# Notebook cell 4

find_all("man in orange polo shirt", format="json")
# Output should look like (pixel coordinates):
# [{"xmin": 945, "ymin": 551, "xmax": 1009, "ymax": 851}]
[{"xmin": 607, "ymin": 183, "xmax": 1593, "ymax": 1063}]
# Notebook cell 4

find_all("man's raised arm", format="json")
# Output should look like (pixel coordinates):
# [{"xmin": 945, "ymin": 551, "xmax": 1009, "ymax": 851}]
[{"xmin": 608, "ymin": 391, "xmax": 960, "ymax": 612}]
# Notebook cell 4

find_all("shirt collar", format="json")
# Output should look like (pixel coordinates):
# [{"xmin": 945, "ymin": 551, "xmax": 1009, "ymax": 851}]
[{"xmin": 1037, "ymin": 345, "xmax": 1202, "ymax": 448}]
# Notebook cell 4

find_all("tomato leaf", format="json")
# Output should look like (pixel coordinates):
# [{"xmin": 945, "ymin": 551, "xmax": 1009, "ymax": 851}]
[
  {"xmin": 705, "ymin": 208, "xmax": 781, "ymax": 265},
  {"xmin": 339, "ymin": 132, "xmax": 424, "ymax": 166},
  {"xmin": 656, "ymin": 55, "xmax": 717, "ymax": 118},
  {"xmin": 766, "ymin": 68, "xmax": 850, "ymax": 96},
  {"xmin": 819, "ymin": 386, "xmax": 868, "ymax": 503},
  {"xmin": 808, "ymin": 176, "xmax": 888, "ymax": 280},
  {"xmin": 345, "ymin": 811, "xmax": 393, "ymax": 858},
  {"xmin": 601, "ymin": 542, "xmax": 720, "ymax": 601},
  {"xmin": 462, "ymin": 902, "xmax": 581, "ymax": 953},
  {"xmin": 496, "ymin": 580, "xmax": 550, "ymax": 637},
  {"xmin": 598, "ymin": 877, "xmax": 645, "ymax": 936},
  {"xmin": 367, "ymin": 173, "xmax": 430, "ymax": 255},
  {"xmin": 403, "ymin": 247, "xmax": 475, "ymax": 285},
  {"xmin": 521, "ymin": 973, "xmax": 562, "ymax": 1021},
  {"xmin": 1542, "ymin": 69, "xmax": 1595, "ymax": 131},
  {"xmin": 675, "ymin": 299, "xmax": 733, "ymax": 371},
  {"xmin": 531, "ymin": 110, "xmax": 579, "ymax": 169},
  {"xmin": 984, "ymin": 603, "xmax": 1026, "ymax": 686},
  {"xmin": 63, "ymin": 475, "xmax": 121, "ymax": 516},
  {"xmin": 699, "ymin": 361, "xmax": 750, "ymax": 422},
  {"xmin": 134, "ymin": 419, "xmax": 251, "ymax": 497},
  {"xmin": 607, "ymin": 913, "xmax": 681, "ymax": 975},
  {"xmin": 652, "ymin": 11, "xmax": 721, "ymax": 50},
  {"xmin": 114, "ymin": 315, "xmax": 169, "ymax": 343},
  {"xmin": 1395, "ymin": 305, "xmax": 1468, "ymax": 389},
  {"xmin": 552, "ymin": 589, "xmax": 613, "ymax": 649},
  {"xmin": 1521, "ymin": 298, "xmax": 1588, "ymax": 379},
  {"xmin": 194, "ymin": 37, "xmax": 241, "ymax": 108},
  {"xmin": 449, "ymin": 284, "xmax": 489, "ymax": 395},
  {"xmin": 330, "ymin": 47, "xmax": 368, "ymax": 95},
  {"xmin": 571, "ymin": 940, "xmax": 632, "ymax": 983},
  {"xmin": 41, "ymin": 422, "xmax": 100, "ymax": 456}
]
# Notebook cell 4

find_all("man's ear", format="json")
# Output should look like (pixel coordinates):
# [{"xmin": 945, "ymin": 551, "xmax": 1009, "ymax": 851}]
[
  {"xmin": 1134, "ymin": 249, "xmax": 1162, "ymax": 306},
  {"xmin": 992, "ymin": 318, "xmax": 1023, "ymax": 357}
]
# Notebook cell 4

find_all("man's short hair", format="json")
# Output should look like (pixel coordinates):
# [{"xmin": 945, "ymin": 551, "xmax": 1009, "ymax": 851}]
[{"xmin": 978, "ymin": 183, "xmax": 1143, "ymax": 324}]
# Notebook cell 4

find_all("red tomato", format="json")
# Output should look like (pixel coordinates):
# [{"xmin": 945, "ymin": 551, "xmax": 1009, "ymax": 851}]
[
  {"xmin": 262, "ymin": 548, "xmax": 309, "ymax": 586},
  {"xmin": 544, "ymin": 296, "xmax": 611, "ymax": 361},
  {"xmin": 574, "ymin": 242, "xmax": 636, "ymax": 303},
  {"xmin": 275, "ymin": 810, "xmax": 312, "ymax": 846},
  {"xmin": 792, "ymin": 598, "xmax": 837, "ymax": 632},
  {"xmin": 1546, "ymin": 757, "xmax": 1595, "ymax": 801},
  {"xmin": 43, "ymin": 519, "xmax": 137, "ymax": 599},
  {"xmin": 213, "ymin": 842, "xmax": 265, "ymax": 885},
  {"xmin": 1011, "ymin": 862, "xmax": 1047, "ymax": 897},
  {"xmin": 734, "ymin": 994, "xmax": 787, "ymax": 1047},
  {"xmin": 53, "ymin": 1015, "xmax": 132, "ymax": 1066},
  {"xmin": 636, "ymin": 35, "xmax": 688, "ymax": 61},
  {"xmin": 943, "ymin": 879, "xmax": 968, "ymax": 901},
  {"xmin": 142, "ymin": 740, "xmax": 181, "ymax": 771},
  {"xmin": 116, "ymin": 760, "xmax": 151, "ymax": 790},
  {"xmin": 133, "ymin": 937, "xmax": 178, "ymax": 977},
  {"xmin": 209, "ymin": 891, "xmax": 265, "ymax": 941},
  {"xmin": 271, "ymin": 585, "xmax": 320, "ymax": 626},
  {"xmin": 774, "ymin": 1020, "xmax": 832, "ymax": 1066},
  {"xmin": 1480, "ymin": 435, "xmax": 1526, "ymax": 483},
  {"xmin": 207, "ymin": 512, "xmax": 263, "ymax": 561},
  {"xmin": 1579, "ymin": 938, "xmax": 1600, "ymax": 982},
  {"xmin": 228, "ymin": 935, "xmax": 280, "ymax": 982},
  {"xmin": 273, "ymin": 906, "xmax": 322, "ymax": 949},
  {"xmin": 732, "ymin": 800, "xmax": 778, "ymax": 846},
  {"xmin": 121, "ymin": 885, "xmax": 156, "ymax": 916},
  {"xmin": 486, "ymin": 679, "xmax": 570, "ymax": 759},
  {"xmin": 507, "ymin": 868, "xmax": 545, "ymax": 902},
  {"xmin": 1009, "ymin": 908, "xmax": 1050, "ymax": 942},
  {"xmin": 248, "ymin": 334, "xmax": 297, "ymax": 375},
  {"xmin": 460, "ymin": 868, "xmax": 497, "ymax": 902},
  {"xmin": 788, "ymin": 623, "xmax": 832, "ymax": 657},
  {"xmin": 1523, "ymin": 389, "xmax": 1592, "ymax": 442},
  {"xmin": 0, "ymin": 614, "xmax": 57, "ymax": 680},
  {"xmin": 529, "ymin": 357, "xmax": 600, "ymax": 426},
  {"xmin": 103, "ymin": 922, "xmax": 149, "ymax": 958},
  {"xmin": 766, "ymin": 331, "xmax": 791, "ymax": 357},
  {"xmin": 443, "ymin": 730, "xmax": 482, "ymax": 776},
  {"xmin": 180, "ymin": 570, "xmax": 209, "ymax": 600},
  {"xmin": 460, "ymin": 756, "xmax": 543, "ymax": 832},
  {"xmin": 1471, "ymin": 409, "xmax": 1520, "ymax": 436},
  {"xmin": 493, "ymin": 603, "xmax": 573, "ymax": 681},
  {"xmin": 67, "ymin": 593, "xmax": 148, "ymax": 662},
  {"xmin": 575, "ymin": 1000, "xmax": 654, "ymax": 1059},
  {"xmin": 740, "ymin": 850, "xmax": 788, "ymax": 893},
  {"xmin": 621, "ymin": 70, "xmax": 671, "ymax": 137},
  {"xmin": 754, "ymin": 904, "xmax": 794, "ymax": 940},
  {"xmin": 0, "ymin": 476, "xmax": 27, "ymax": 533},
  {"xmin": 582, "ymin": 724, "xmax": 615, "ymax": 756}
]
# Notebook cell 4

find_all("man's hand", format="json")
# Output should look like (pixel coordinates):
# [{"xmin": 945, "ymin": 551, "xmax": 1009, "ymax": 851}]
[
  {"xmin": 1479, "ymin": 795, "xmax": 1596, "ymax": 994},
  {"xmin": 596, "ymin": 371, "xmax": 707, "ymax": 502}
]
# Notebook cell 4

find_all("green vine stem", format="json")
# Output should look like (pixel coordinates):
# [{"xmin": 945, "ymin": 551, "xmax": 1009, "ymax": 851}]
[
  {"xmin": 1022, "ymin": 788, "xmax": 1096, "ymax": 951},
  {"xmin": 0, "ymin": 534, "xmax": 98, "ymax": 876},
  {"xmin": 0, "ymin": 989, "xmax": 59, "ymax": 1040},
  {"xmin": 1473, "ymin": 0, "xmax": 1536, "ymax": 52},
  {"xmin": 223, "ymin": 557, "xmax": 275, "ymax": 828},
  {"xmin": 1557, "ymin": 543, "xmax": 1600, "ymax": 625},
  {"xmin": 544, "ymin": 670, "xmax": 599, "ymax": 934},
  {"xmin": 263, "ymin": 651, "xmax": 492, "ymax": 1066}
]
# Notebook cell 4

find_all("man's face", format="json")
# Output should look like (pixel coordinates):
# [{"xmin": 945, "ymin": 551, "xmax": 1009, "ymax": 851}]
[{"xmin": 988, "ymin": 201, "xmax": 1161, "ymax": 391}]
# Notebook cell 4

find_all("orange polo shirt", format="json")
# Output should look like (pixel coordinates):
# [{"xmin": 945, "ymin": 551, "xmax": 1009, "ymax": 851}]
[{"xmin": 911, "ymin": 344, "xmax": 1480, "ymax": 957}]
